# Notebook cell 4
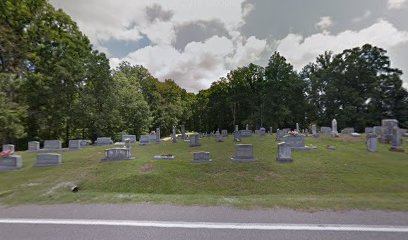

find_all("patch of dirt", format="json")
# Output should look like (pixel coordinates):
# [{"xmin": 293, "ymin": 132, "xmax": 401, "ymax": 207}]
[
  {"xmin": 141, "ymin": 163, "xmax": 154, "ymax": 173},
  {"xmin": 255, "ymin": 175, "xmax": 267, "ymax": 181},
  {"xmin": 333, "ymin": 134, "xmax": 364, "ymax": 142},
  {"xmin": 44, "ymin": 181, "xmax": 77, "ymax": 195}
]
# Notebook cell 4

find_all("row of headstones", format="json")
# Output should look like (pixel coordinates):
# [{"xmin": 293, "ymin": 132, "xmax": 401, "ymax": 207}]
[{"xmin": 27, "ymin": 139, "xmax": 91, "ymax": 151}]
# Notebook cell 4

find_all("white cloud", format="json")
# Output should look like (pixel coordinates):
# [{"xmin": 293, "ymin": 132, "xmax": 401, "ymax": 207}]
[
  {"xmin": 352, "ymin": 10, "xmax": 372, "ymax": 22},
  {"xmin": 387, "ymin": 0, "xmax": 407, "ymax": 9},
  {"xmin": 112, "ymin": 35, "xmax": 267, "ymax": 92},
  {"xmin": 315, "ymin": 16, "xmax": 333, "ymax": 30},
  {"xmin": 277, "ymin": 20, "xmax": 408, "ymax": 70}
]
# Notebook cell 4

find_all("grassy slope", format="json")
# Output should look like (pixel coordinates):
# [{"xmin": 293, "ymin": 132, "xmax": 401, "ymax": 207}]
[{"xmin": 1, "ymin": 134, "xmax": 407, "ymax": 210}]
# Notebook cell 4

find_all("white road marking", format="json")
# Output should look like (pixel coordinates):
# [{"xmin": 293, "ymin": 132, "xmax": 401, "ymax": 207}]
[{"xmin": 0, "ymin": 218, "xmax": 407, "ymax": 232}]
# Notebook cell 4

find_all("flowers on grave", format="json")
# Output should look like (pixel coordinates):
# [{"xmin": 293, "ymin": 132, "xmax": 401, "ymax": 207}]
[
  {"xmin": 0, "ymin": 150, "xmax": 13, "ymax": 158},
  {"xmin": 287, "ymin": 130, "xmax": 301, "ymax": 137}
]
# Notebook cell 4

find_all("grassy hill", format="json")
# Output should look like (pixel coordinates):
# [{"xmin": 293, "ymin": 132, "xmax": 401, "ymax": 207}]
[{"xmin": 1, "ymin": 134, "xmax": 407, "ymax": 210}]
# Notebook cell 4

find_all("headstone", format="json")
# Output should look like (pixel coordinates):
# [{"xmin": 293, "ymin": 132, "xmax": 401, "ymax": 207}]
[
  {"xmin": 312, "ymin": 125, "xmax": 318, "ymax": 138},
  {"xmin": 215, "ymin": 130, "xmax": 224, "ymax": 142},
  {"xmin": 304, "ymin": 129, "xmax": 309, "ymax": 136},
  {"xmin": 103, "ymin": 148, "xmax": 131, "ymax": 161},
  {"xmin": 221, "ymin": 129, "xmax": 228, "ymax": 137},
  {"xmin": 373, "ymin": 126, "xmax": 382, "ymax": 136},
  {"xmin": 366, "ymin": 133, "xmax": 377, "ymax": 152},
  {"xmin": 156, "ymin": 128, "xmax": 161, "ymax": 143},
  {"xmin": 235, "ymin": 125, "xmax": 239, "ymax": 132},
  {"xmin": 2, "ymin": 144, "xmax": 15, "ymax": 153},
  {"xmin": 231, "ymin": 144, "xmax": 254, "ymax": 162},
  {"xmin": 331, "ymin": 119, "xmax": 338, "ymax": 137},
  {"xmin": 270, "ymin": 127, "xmax": 273, "ymax": 134},
  {"xmin": 190, "ymin": 133, "xmax": 201, "ymax": 147},
  {"xmin": 296, "ymin": 123, "xmax": 300, "ymax": 132},
  {"xmin": 34, "ymin": 153, "xmax": 62, "ymax": 166},
  {"xmin": 259, "ymin": 127, "xmax": 266, "ymax": 136},
  {"xmin": 320, "ymin": 127, "xmax": 331, "ymax": 135},
  {"xmin": 365, "ymin": 127, "xmax": 374, "ymax": 134},
  {"xmin": 121, "ymin": 134, "xmax": 136, "ymax": 143},
  {"xmin": 234, "ymin": 130, "xmax": 241, "ymax": 142},
  {"xmin": 181, "ymin": 125, "xmax": 186, "ymax": 140},
  {"xmin": 400, "ymin": 128, "xmax": 407, "ymax": 136},
  {"xmin": 192, "ymin": 152, "xmax": 211, "ymax": 163},
  {"xmin": 246, "ymin": 124, "xmax": 249, "ymax": 130},
  {"xmin": 96, "ymin": 137, "xmax": 113, "ymax": 146},
  {"xmin": 276, "ymin": 129, "xmax": 285, "ymax": 141},
  {"xmin": 282, "ymin": 128, "xmax": 291, "ymax": 134},
  {"xmin": 0, "ymin": 155, "xmax": 22, "ymax": 170},
  {"xmin": 44, "ymin": 140, "xmax": 62, "ymax": 149},
  {"xmin": 341, "ymin": 128, "xmax": 355, "ymax": 134},
  {"xmin": 277, "ymin": 142, "xmax": 292, "ymax": 163},
  {"xmin": 81, "ymin": 140, "xmax": 92, "ymax": 147},
  {"xmin": 172, "ymin": 127, "xmax": 178, "ymax": 143},
  {"xmin": 139, "ymin": 135, "xmax": 150, "ymax": 145},
  {"xmin": 381, "ymin": 119, "xmax": 398, "ymax": 144},
  {"xmin": 28, "ymin": 141, "xmax": 40, "ymax": 151},
  {"xmin": 390, "ymin": 127, "xmax": 404, "ymax": 152},
  {"xmin": 240, "ymin": 130, "xmax": 252, "ymax": 137},
  {"xmin": 283, "ymin": 135, "xmax": 310, "ymax": 151},
  {"xmin": 148, "ymin": 133, "xmax": 156, "ymax": 143},
  {"xmin": 68, "ymin": 140, "xmax": 82, "ymax": 149}
]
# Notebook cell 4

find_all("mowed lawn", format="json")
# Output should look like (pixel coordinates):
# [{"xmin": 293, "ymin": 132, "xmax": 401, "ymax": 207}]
[{"xmin": 1, "ymin": 134, "xmax": 407, "ymax": 210}]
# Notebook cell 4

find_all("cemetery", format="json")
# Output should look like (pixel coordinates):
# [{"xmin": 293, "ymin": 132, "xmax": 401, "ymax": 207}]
[{"xmin": 0, "ymin": 124, "xmax": 407, "ymax": 210}]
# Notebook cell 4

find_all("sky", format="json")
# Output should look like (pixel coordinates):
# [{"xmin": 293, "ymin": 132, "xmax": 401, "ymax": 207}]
[{"xmin": 50, "ymin": 0, "xmax": 408, "ymax": 92}]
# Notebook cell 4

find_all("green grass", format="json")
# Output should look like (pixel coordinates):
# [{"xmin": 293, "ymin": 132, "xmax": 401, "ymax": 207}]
[{"xmin": 1, "ymin": 134, "xmax": 408, "ymax": 210}]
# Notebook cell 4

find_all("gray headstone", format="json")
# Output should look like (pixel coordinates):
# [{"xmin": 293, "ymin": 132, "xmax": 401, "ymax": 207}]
[
  {"xmin": 121, "ymin": 135, "xmax": 136, "ymax": 143},
  {"xmin": 172, "ymin": 127, "xmax": 178, "ymax": 143},
  {"xmin": 276, "ymin": 129, "xmax": 285, "ymax": 141},
  {"xmin": 365, "ymin": 127, "xmax": 374, "ymax": 134},
  {"xmin": 270, "ymin": 127, "xmax": 273, "ymax": 134},
  {"xmin": 296, "ymin": 123, "xmax": 300, "ymax": 132},
  {"xmin": 156, "ymin": 128, "xmax": 161, "ymax": 143},
  {"xmin": 234, "ymin": 130, "xmax": 241, "ymax": 142},
  {"xmin": 366, "ymin": 133, "xmax": 377, "ymax": 152},
  {"xmin": 283, "ymin": 135, "xmax": 310, "ymax": 151},
  {"xmin": 235, "ymin": 125, "xmax": 239, "ymax": 132},
  {"xmin": 390, "ymin": 126, "xmax": 404, "ymax": 152},
  {"xmin": 320, "ymin": 127, "xmax": 332, "ymax": 135},
  {"xmin": 231, "ymin": 144, "xmax": 254, "ymax": 162},
  {"xmin": 28, "ymin": 141, "xmax": 40, "ymax": 151},
  {"xmin": 240, "ymin": 130, "xmax": 252, "ymax": 137},
  {"xmin": 221, "ymin": 129, "xmax": 228, "ymax": 137},
  {"xmin": 215, "ymin": 130, "xmax": 224, "ymax": 142},
  {"xmin": 34, "ymin": 153, "xmax": 62, "ymax": 166},
  {"xmin": 2, "ymin": 144, "xmax": 15, "ymax": 153},
  {"xmin": 68, "ymin": 140, "xmax": 82, "ymax": 149},
  {"xmin": 181, "ymin": 125, "xmax": 186, "ymax": 140},
  {"xmin": 192, "ymin": 152, "xmax": 211, "ymax": 163},
  {"xmin": 312, "ymin": 125, "xmax": 318, "ymax": 138},
  {"xmin": 0, "ymin": 155, "xmax": 22, "ymax": 170},
  {"xmin": 341, "ymin": 128, "xmax": 355, "ymax": 134},
  {"xmin": 373, "ymin": 126, "xmax": 382, "ymax": 136},
  {"xmin": 96, "ymin": 137, "xmax": 113, "ymax": 146},
  {"xmin": 259, "ymin": 127, "xmax": 266, "ymax": 136},
  {"xmin": 331, "ymin": 119, "xmax": 338, "ymax": 135},
  {"xmin": 190, "ymin": 133, "xmax": 201, "ymax": 147},
  {"xmin": 246, "ymin": 124, "xmax": 249, "ymax": 130},
  {"xmin": 139, "ymin": 135, "xmax": 150, "ymax": 145},
  {"xmin": 277, "ymin": 142, "xmax": 292, "ymax": 163},
  {"xmin": 103, "ymin": 148, "xmax": 131, "ymax": 161},
  {"xmin": 44, "ymin": 140, "xmax": 62, "ymax": 150},
  {"xmin": 381, "ymin": 119, "xmax": 398, "ymax": 144}
]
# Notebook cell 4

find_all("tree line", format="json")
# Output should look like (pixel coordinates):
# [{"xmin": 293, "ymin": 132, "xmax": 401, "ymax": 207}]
[{"xmin": 1, "ymin": 0, "xmax": 407, "ymax": 149}]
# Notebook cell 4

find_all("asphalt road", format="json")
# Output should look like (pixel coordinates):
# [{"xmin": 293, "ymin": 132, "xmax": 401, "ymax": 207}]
[{"xmin": 0, "ymin": 204, "xmax": 407, "ymax": 240}]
